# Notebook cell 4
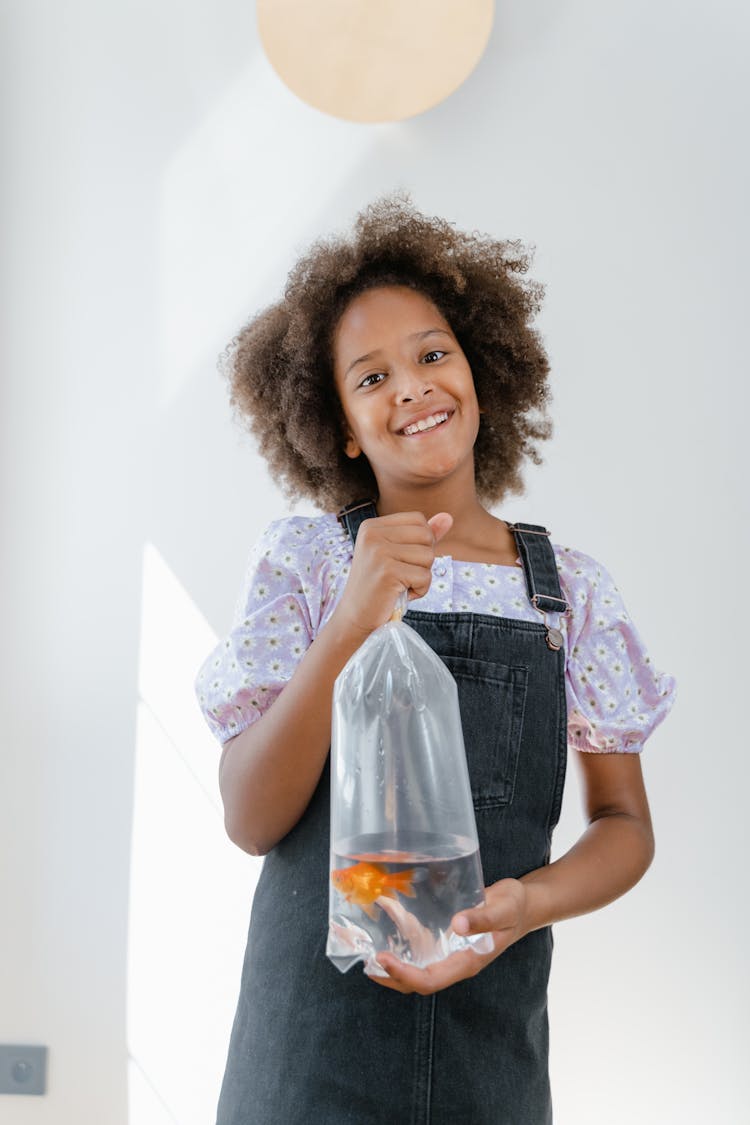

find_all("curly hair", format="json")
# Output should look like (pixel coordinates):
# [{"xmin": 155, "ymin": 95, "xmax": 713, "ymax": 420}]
[{"xmin": 222, "ymin": 195, "xmax": 552, "ymax": 511}]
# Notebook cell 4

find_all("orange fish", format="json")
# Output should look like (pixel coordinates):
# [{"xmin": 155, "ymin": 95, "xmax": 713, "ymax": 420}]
[{"xmin": 331, "ymin": 861, "xmax": 417, "ymax": 921}]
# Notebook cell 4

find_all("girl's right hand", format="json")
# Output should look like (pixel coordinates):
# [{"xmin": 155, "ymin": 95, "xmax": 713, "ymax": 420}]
[{"xmin": 332, "ymin": 510, "xmax": 453, "ymax": 639}]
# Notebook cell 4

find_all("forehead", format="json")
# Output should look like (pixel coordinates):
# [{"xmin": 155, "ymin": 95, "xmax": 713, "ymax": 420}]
[{"xmin": 333, "ymin": 286, "xmax": 450, "ymax": 354}]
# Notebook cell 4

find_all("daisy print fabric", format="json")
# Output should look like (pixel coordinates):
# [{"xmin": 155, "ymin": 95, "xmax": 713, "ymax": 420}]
[{"xmin": 195, "ymin": 513, "xmax": 676, "ymax": 751}]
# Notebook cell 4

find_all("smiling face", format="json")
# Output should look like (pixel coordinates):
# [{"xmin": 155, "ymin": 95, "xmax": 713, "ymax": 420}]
[{"xmin": 332, "ymin": 286, "xmax": 481, "ymax": 499}]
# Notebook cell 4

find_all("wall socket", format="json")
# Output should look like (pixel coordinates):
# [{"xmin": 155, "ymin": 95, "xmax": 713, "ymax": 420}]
[{"xmin": 0, "ymin": 1045, "xmax": 48, "ymax": 1096}]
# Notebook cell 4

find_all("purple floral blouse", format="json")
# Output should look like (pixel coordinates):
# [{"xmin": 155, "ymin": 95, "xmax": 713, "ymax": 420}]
[{"xmin": 195, "ymin": 512, "xmax": 676, "ymax": 752}]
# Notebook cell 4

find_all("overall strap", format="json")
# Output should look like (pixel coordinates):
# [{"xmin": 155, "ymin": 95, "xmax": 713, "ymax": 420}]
[
  {"xmin": 506, "ymin": 522, "xmax": 568, "ymax": 614},
  {"xmin": 337, "ymin": 498, "xmax": 378, "ymax": 545},
  {"xmin": 506, "ymin": 522, "xmax": 569, "ymax": 651}
]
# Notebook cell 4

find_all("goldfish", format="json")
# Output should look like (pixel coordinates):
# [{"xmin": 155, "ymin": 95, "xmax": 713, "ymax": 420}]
[{"xmin": 331, "ymin": 860, "xmax": 417, "ymax": 921}]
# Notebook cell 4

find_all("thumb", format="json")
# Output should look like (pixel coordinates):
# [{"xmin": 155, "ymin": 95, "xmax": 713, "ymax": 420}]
[
  {"xmin": 451, "ymin": 906, "xmax": 490, "ymax": 937},
  {"xmin": 452, "ymin": 879, "xmax": 524, "ymax": 936},
  {"xmin": 427, "ymin": 511, "xmax": 453, "ymax": 544}
]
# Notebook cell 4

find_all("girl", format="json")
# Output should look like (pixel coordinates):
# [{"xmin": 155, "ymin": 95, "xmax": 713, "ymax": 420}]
[{"xmin": 196, "ymin": 197, "xmax": 675, "ymax": 1124}]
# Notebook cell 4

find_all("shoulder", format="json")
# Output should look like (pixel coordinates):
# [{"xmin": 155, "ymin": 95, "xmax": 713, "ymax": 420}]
[
  {"xmin": 240, "ymin": 511, "xmax": 352, "ymax": 632},
  {"xmin": 551, "ymin": 542, "xmax": 608, "ymax": 580},
  {"xmin": 549, "ymin": 539, "xmax": 677, "ymax": 751},
  {"xmin": 251, "ymin": 511, "xmax": 349, "ymax": 567},
  {"xmin": 551, "ymin": 542, "xmax": 621, "ymax": 614}
]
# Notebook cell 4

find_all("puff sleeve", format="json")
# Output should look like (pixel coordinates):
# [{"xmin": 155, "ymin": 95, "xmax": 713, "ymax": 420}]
[
  {"xmin": 559, "ymin": 550, "xmax": 677, "ymax": 753},
  {"xmin": 195, "ymin": 519, "xmax": 318, "ymax": 744}
]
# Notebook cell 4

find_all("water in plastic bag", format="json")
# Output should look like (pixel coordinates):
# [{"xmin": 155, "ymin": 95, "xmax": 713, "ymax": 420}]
[{"xmin": 327, "ymin": 600, "xmax": 493, "ymax": 975}]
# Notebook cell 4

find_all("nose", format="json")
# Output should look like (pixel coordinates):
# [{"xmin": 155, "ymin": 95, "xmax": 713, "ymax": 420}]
[{"xmin": 392, "ymin": 364, "xmax": 434, "ymax": 404}]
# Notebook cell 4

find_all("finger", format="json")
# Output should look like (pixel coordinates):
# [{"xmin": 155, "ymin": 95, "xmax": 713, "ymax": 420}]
[
  {"xmin": 379, "ymin": 514, "xmax": 450, "ymax": 548},
  {"xmin": 369, "ymin": 510, "xmax": 429, "ymax": 525},
  {"xmin": 369, "ymin": 948, "xmax": 487, "ymax": 995},
  {"xmin": 452, "ymin": 907, "xmax": 490, "ymax": 936},
  {"xmin": 380, "ymin": 544, "xmax": 440, "ymax": 569},
  {"xmin": 365, "ymin": 954, "xmax": 420, "ymax": 994},
  {"xmin": 377, "ymin": 898, "xmax": 437, "ymax": 963},
  {"xmin": 427, "ymin": 511, "xmax": 453, "ymax": 543},
  {"xmin": 366, "ymin": 969, "xmax": 414, "ymax": 994},
  {"xmin": 451, "ymin": 906, "xmax": 517, "ymax": 940},
  {"xmin": 377, "ymin": 897, "xmax": 416, "ymax": 934},
  {"xmin": 380, "ymin": 525, "xmax": 439, "ymax": 548},
  {"xmin": 353, "ymin": 530, "xmax": 437, "ymax": 569},
  {"xmin": 357, "ymin": 512, "xmax": 452, "ymax": 551},
  {"xmin": 452, "ymin": 879, "xmax": 524, "ymax": 935},
  {"xmin": 358, "ymin": 512, "xmax": 433, "ymax": 540},
  {"xmin": 399, "ymin": 564, "xmax": 441, "ymax": 601}
]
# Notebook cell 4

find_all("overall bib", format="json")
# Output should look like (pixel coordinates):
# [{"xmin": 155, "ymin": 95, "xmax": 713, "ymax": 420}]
[{"xmin": 217, "ymin": 504, "xmax": 568, "ymax": 1125}]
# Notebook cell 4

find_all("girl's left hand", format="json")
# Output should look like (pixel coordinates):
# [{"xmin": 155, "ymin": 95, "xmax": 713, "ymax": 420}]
[{"xmin": 367, "ymin": 878, "xmax": 531, "ymax": 995}]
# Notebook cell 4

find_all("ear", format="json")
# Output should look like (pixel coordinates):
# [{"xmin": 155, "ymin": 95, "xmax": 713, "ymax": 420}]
[{"xmin": 344, "ymin": 432, "xmax": 361, "ymax": 459}]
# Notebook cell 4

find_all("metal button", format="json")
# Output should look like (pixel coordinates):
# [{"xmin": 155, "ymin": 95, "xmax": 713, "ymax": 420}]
[{"xmin": 546, "ymin": 627, "xmax": 564, "ymax": 651}]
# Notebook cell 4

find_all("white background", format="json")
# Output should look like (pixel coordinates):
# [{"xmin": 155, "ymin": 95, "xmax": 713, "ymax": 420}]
[{"xmin": 1, "ymin": 1, "xmax": 748, "ymax": 1122}]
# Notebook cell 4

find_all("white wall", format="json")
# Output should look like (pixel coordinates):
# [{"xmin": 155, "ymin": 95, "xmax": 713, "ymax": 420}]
[{"xmin": 1, "ymin": 1, "xmax": 747, "ymax": 1122}]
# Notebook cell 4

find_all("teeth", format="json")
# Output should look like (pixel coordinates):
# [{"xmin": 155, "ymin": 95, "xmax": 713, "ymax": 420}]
[{"xmin": 403, "ymin": 412, "xmax": 449, "ymax": 436}]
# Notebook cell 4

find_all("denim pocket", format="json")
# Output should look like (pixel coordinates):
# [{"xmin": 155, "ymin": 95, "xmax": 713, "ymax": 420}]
[{"xmin": 442, "ymin": 655, "xmax": 528, "ymax": 810}]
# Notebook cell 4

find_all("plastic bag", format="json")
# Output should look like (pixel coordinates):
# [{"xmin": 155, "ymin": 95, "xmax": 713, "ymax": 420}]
[{"xmin": 326, "ymin": 594, "xmax": 493, "ymax": 975}]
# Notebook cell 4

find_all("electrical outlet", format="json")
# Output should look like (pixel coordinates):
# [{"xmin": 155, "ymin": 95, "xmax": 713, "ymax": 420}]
[{"xmin": 0, "ymin": 1045, "xmax": 48, "ymax": 1095}]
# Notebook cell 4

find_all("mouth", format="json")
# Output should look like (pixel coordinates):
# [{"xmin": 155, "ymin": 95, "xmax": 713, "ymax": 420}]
[{"xmin": 397, "ymin": 410, "xmax": 454, "ymax": 437}]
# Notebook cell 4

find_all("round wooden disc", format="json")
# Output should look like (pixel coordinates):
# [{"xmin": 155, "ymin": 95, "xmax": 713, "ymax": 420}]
[{"xmin": 257, "ymin": 0, "xmax": 495, "ymax": 123}]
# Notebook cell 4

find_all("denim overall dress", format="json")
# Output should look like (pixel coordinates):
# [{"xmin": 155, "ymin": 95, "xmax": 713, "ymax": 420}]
[{"xmin": 216, "ymin": 502, "xmax": 569, "ymax": 1125}]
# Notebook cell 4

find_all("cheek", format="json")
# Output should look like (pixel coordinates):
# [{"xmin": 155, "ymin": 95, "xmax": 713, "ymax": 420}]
[{"xmin": 464, "ymin": 371, "xmax": 480, "ymax": 412}]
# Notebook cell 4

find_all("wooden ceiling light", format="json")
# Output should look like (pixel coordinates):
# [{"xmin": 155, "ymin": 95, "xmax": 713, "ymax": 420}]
[{"xmin": 257, "ymin": 0, "xmax": 494, "ymax": 123}]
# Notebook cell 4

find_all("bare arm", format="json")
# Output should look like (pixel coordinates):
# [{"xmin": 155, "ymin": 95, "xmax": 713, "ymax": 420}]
[
  {"xmin": 373, "ymin": 751, "xmax": 654, "ymax": 993},
  {"xmin": 219, "ymin": 610, "xmax": 368, "ymax": 855},
  {"xmin": 518, "ymin": 750, "xmax": 654, "ymax": 929},
  {"xmin": 219, "ymin": 511, "xmax": 453, "ymax": 855}
]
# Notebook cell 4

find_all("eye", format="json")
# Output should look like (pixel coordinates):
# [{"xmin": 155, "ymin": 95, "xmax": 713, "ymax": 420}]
[
  {"xmin": 422, "ymin": 350, "xmax": 445, "ymax": 364},
  {"xmin": 358, "ymin": 372, "xmax": 385, "ymax": 388}
]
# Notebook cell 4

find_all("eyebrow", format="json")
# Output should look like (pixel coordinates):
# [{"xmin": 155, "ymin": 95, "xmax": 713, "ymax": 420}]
[{"xmin": 344, "ymin": 329, "xmax": 452, "ymax": 379}]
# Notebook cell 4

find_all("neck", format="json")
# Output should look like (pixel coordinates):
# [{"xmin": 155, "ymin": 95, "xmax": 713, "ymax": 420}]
[
  {"xmin": 372, "ymin": 464, "xmax": 518, "ymax": 565},
  {"xmin": 375, "ymin": 472, "xmax": 492, "ymax": 535}
]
